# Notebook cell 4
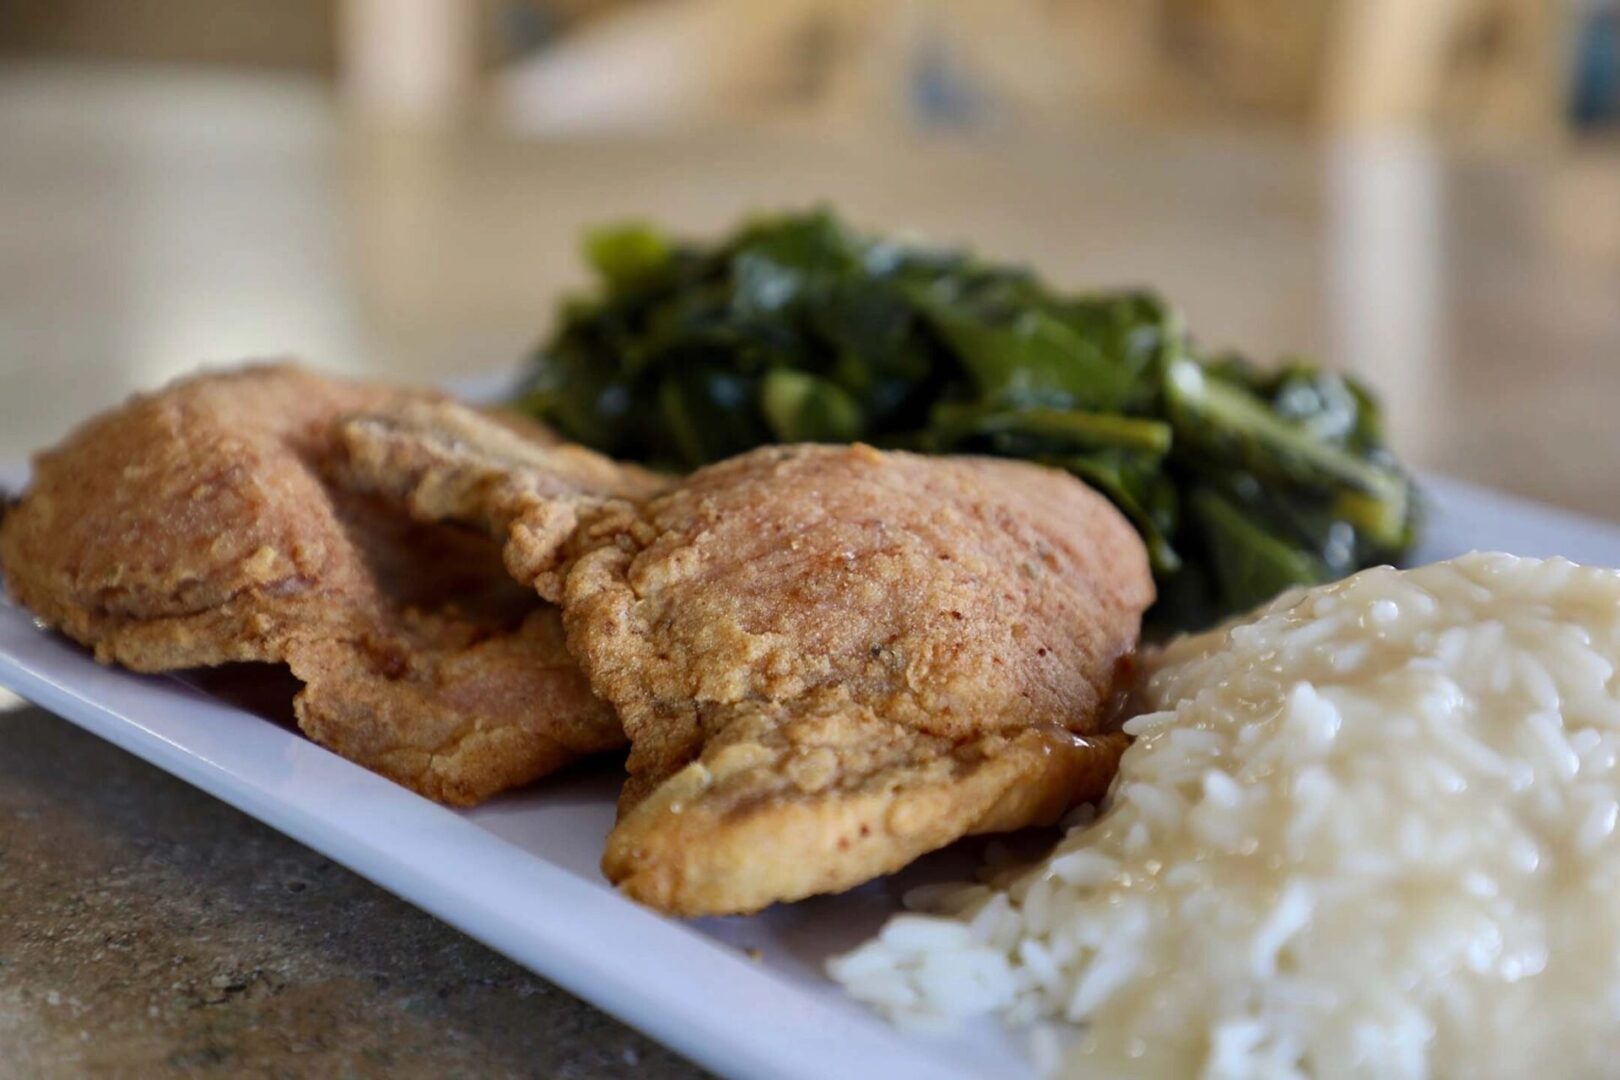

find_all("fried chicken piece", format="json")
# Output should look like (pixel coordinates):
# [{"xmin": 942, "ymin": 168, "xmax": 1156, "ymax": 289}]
[
  {"xmin": 332, "ymin": 406, "xmax": 1153, "ymax": 915},
  {"xmin": 565, "ymin": 445, "xmax": 1153, "ymax": 915},
  {"xmin": 337, "ymin": 399, "xmax": 672, "ymax": 602},
  {"xmin": 0, "ymin": 363, "xmax": 622, "ymax": 805}
]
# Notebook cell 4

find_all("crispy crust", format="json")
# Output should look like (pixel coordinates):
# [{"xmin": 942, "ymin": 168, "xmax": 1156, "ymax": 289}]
[
  {"xmin": 600, "ymin": 688, "xmax": 1130, "ymax": 915},
  {"xmin": 336, "ymin": 399, "xmax": 672, "ymax": 601},
  {"xmin": 0, "ymin": 363, "xmax": 622, "ymax": 805},
  {"xmin": 567, "ymin": 444, "xmax": 1153, "ymax": 915},
  {"xmin": 285, "ymin": 402, "xmax": 1152, "ymax": 909}
]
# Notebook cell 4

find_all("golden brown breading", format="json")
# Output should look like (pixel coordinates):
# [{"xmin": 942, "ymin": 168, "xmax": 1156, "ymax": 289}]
[
  {"xmin": 325, "ymin": 404, "xmax": 1153, "ymax": 913},
  {"xmin": 329, "ymin": 405, "xmax": 1153, "ymax": 914},
  {"xmin": 337, "ymin": 399, "xmax": 672, "ymax": 602},
  {"xmin": 0, "ymin": 363, "xmax": 622, "ymax": 805},
  {"xmin": 565, "ymin": 444, "xmax": 1153, "ymax": 915}
]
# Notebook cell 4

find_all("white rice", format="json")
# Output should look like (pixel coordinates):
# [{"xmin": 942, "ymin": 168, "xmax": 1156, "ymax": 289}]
[{"xmin": 830, "ymin": 553, "xmax": 1620, "ymax": 1078}]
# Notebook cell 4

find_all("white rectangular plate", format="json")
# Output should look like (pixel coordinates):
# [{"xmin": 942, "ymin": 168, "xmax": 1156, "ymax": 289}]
[{"xmin": 4, "ymin": 461, "xmax": 1619, "ymax": 1080}]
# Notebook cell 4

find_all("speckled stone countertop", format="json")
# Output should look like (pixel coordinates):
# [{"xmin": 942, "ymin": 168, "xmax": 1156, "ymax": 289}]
[{"xmin": 0, "ymin": 706, "xmax": 707, "ymax": 1079}]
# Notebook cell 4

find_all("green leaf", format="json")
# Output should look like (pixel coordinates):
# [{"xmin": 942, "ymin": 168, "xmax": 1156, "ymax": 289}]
[
  {"xmin": 584, "ymin": 222, "xmax": 674, "ymax": 292},
  {"xmin": 1047, "ymin": 452, "xmax": 1182, "ymax": 575},
  {"xmin": 656, "ymin": 369, "xmax": 767, "ymax": 468},
  {"xmin": 930, "ymin": 403, "xmax": 1172, "ymax": 456},
  {"xmin": 761, "ymin": 370, "xmax": 864, "ymax": 443},
  {"xmin": 1192, "ymin": 487, "xmax": 1328, "ymax": 614},
  {"xmin": 1049, "ymin": 291, "xmax": 1180, "ymax": 403},
  {"xmin": 921, "ymin": 302, "xmax": 1139, "ymax": 411},
  {"xmin": 1166, "ymin": 358, "xmax": 1411, "ymax": 548}
]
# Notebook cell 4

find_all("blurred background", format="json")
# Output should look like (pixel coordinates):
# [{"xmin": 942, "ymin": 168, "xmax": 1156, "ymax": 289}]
[{"xmin": 1, "ymin": 0, "xmax": 1618, "ymax": 513}]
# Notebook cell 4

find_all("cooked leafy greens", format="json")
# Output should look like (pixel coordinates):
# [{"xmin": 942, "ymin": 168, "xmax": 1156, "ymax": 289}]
[{"xmin": 517, "ymin": 209, "xmax": 1418, "ymax": 627}]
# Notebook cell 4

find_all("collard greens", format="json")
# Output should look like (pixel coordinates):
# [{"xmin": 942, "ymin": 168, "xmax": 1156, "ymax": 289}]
[{"xmin": 518, "ymin": 209, "xmax": 1418, "ymax": 627}]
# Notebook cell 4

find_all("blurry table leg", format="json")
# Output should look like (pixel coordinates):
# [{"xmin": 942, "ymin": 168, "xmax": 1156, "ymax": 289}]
[
  {"xmin": 1324, "ymin": 133, "xmax": 1447, "ymax": 466},
  {"xmin": 339, "ymin": 0, "xmax": 477, "ymax": 127}
]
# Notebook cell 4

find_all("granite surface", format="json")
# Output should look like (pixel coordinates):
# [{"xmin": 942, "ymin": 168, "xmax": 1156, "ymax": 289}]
[{"xmin": 0, "ymin": 705, "xmax": 708, "ymax": 1079}]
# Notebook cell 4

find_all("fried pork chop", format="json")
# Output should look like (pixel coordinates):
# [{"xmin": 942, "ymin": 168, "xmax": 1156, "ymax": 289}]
[
  {"xmin": 568, "ymin": 445, "xmax": 1153, "ymax": 915},
  {"xmin": 338, "ymin": 403, "xmax": 1154, "ymax": 915},
  {"xmin": 0, "ymin": 364, "xmax": 623, "ymax": 805}
]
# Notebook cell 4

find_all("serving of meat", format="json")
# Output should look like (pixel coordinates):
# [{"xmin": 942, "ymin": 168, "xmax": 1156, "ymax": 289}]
[
  {"xmin": 0, "ymin": 364, "xmax": 623, "ymax": 805},
  {"xmin": 336, "ymin": 402, "xmax": 1154, "ymax": 916},
  {"xmin": 566, "ymin": 445, "xmax": 1153, "ymax": 915},
  {"xmin": 3, "ymin": 366, "xmax": 1153, "ymax": 906}
]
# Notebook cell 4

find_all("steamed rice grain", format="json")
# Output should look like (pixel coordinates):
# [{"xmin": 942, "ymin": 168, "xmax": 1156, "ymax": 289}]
[{"xmin": 829, "ymin": 554, "xmax": 1620, "ymax": 1078}]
